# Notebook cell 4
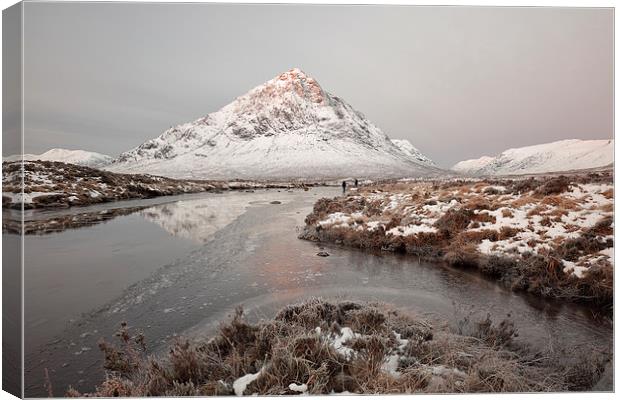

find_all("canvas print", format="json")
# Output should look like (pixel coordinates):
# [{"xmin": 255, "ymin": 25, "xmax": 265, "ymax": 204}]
[{"xmin": 1, "ymin": 2, "xmax": 614, "ymax": 398}]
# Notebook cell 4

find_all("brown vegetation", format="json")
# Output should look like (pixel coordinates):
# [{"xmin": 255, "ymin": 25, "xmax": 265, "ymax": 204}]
[
  {"xmin": 68, "ymin": 300, "xmax": 608, "ymax": 396},
  {"xmin": 300, "ymin": 174, "xmax": 614, "ymax": 313}
]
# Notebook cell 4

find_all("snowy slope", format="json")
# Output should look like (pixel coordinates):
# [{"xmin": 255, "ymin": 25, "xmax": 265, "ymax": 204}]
[
  {"xmin": 452, "ymin": 139, "xmax": 613, "ymax": 176},
  {"xmin": 391, "ymin": 139, "xmax": 436, "ymax": 167},
  {"xmin": 451, "ymin": 156, "xmax": 495, "ymax": 174},
  {"xmin": 3, "ymin": 148, "xmax": 113, "ymax": 167},
  {"xmin": 108, "ymin": 68, "xmax": 440, "ymax": 180}
]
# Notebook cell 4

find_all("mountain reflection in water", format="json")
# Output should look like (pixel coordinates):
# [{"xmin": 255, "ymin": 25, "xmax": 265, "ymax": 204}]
[{"xmin": 139, "ymin": 193, "xmax": 285, "ymax": 243}]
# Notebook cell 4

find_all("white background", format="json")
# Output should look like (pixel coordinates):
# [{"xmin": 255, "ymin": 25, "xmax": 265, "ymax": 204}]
[{"xmin": 0, "ymin": 1, "xmax": 616, "ymax": 399}]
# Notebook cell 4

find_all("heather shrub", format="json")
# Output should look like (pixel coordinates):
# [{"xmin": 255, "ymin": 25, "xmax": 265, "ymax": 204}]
[
  {"xmin": 534, "ymin": 176, "xmax": 571, "ymax": 196},
  {"xmin": 458, "ymin": 229, "xmax": 500, "ymax": 243},
  {"xmin": 498, "ymin": 226, "xmax": 521, "ymax": 240},
  {"xmin": 509, "ymin": 178, "xmax": 539, "ymax": 194},
  {"xmin": 434, "ymin": 208, "xmax": 474, "ymax": 237}
]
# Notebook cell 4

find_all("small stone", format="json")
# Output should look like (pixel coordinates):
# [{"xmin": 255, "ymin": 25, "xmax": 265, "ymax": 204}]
[
  {"xmin": 270, "ymin": 200, "xmax": 282, "ymax": 204},
  {"xmin": 316, "ymin": 251, "xmax": 330, "ymax": 257}
]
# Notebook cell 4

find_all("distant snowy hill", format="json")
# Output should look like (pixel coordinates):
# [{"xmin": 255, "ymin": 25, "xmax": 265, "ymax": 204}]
[
  {"xmin": 452, "ymin": 139, "xmax": 613, "ymax": 176},
  {"xmin": 451, "ymin": 156, "xmax": 495, "ymax": 174},
  {"xmin": 391, "ymin": 139, "xmax": 436, "ymax": 167},
  {"xmin": 4, "ymin": 148, "xmax": 113, "ymax": 167},
  {"xmin": 108, "ymin": 68, "xmax": 440, "ymax": 180}
]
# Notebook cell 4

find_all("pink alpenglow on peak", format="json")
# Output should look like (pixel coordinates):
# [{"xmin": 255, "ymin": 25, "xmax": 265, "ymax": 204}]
[{"xmin": 233, "ymin": 67, "xmax": 325, "ymax": 109}]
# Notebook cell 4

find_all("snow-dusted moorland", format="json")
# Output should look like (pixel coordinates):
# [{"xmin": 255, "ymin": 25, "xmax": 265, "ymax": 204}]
[
  {"xmin": 1, "ymin": 160, "xmax": 312, "ymax": 209},
  {"xmin": 301, "ymin": 173, "xmax": 613, "ymax": 308}
]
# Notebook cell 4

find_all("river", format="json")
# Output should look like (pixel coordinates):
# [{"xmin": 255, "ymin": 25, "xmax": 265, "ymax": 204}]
[{"xmin": 4, "ymin": 187, "xmax": 611, "ymax": 396}]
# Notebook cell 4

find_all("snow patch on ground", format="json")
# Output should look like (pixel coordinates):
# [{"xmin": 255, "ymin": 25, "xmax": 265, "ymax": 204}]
[
  {"xmin": 288, "ymin": 383, "xmax": 308, "ymax": 393},
  {"xmin": 330, "ymin": 327, "xmax": 359, "ymax": 358},
  {"xmin": 387, "ymin": 224, "xmax": 437, "ymax": 236},
  {"xmin": 562, "ymin": 261, "xmax": 589, "ymax": 278},
  {"xmin": 599, "ymin": 247, "xmax": 614, "ymax": 266},
  {"xmin": 233, "ymin": 368, "xmax": 264, "ymax": 396},
  {"xmin": 381, "ymin": 331, "xmax": 410, "ymax": 377},
  {"xmin": 2, "ymin": 191, "xmax": 62, "ymax": 204}
]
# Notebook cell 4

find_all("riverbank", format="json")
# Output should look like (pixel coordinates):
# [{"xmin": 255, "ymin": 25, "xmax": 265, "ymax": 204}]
[
  {"xmin": 300, "ymin": 173, "xmax": 614, "ymax": 311},
  {"xmin": 66, "ymin": 299, "xmax": 607, "ymax": 396},
  {"xmin": 1, "ymin": 160, "xmax": 315, "ymax": 210},
  {"xmin": 2, "ymin": 205, "xmax": 153, "ymax": 235}
]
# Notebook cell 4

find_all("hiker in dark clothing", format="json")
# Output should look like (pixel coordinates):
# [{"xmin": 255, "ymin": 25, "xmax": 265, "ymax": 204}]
[
  {"xmin": 342, "ymin": 180, "xmax": 347, "ymax": 194},
  {"xmin": 354, "ymin": 179, "xmax": 359, "ymax": 188}
]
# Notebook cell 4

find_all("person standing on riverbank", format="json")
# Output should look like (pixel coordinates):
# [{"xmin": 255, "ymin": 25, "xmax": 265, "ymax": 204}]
[{"xmin": 342, "ymin": 180, "xmax": 347, "ymax": 194}]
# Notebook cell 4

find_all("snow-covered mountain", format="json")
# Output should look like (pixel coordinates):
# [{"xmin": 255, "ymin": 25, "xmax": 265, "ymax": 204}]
[
  {"xmin": 452, "ymin": 139, "xmax": 613, "ymax": 176},
  {"xmin": 108, "ymin": 68, "xmax": 440, "ymax": 180},
  {"xmin": 3, "ymin": 148, "xmax": 113, "ymax": 167},
  {"xmin": 391, "ymin": 139, "xmax": 436, "ymax": 167},
  {"xmin": 451, "ymin": 156, "xmax": 495, "ymax": 174}
]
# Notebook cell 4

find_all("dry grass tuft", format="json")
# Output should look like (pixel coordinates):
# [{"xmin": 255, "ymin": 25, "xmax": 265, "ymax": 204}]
[
  {"xmin": 471, "ymin": 211, "xmax": 496, "ymax": 224},
  {"xmin": 443, "ymin": 241, "xmax": 481, "ymax": 268},
  {"xmin": 457, "ymin": 229, "xmax": 500, "ymax": 243},
  {"xmin": 464, "ymin": 196, "xmax": 492, "ymax": 211},
  {"xmin": 511, "ymin": 195, "xmax": 538, "ymax": 207},
  {"xmin": 541, "ymin": 195, "xmax": 580, "ymax": 210},
  {"xmin": 499, "ymin": 226, "xmax": 522, "ymax": 240},
  {"xmin": 600, "ymin": 188, "xmax": 613, "ymax": 199},
  {"xmin": 501, "ymin": 208, "xmax": 514, "ymax": 218}
]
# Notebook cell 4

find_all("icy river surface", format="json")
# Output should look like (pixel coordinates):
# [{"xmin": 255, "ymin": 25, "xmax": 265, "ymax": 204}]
[{"xmin": 8, "ymin": 187, "xmax": 612, "ymax": 396}]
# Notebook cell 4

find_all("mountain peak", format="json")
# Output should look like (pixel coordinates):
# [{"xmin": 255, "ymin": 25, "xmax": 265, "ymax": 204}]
[
  {"xmin": 109, "ymin": 69, "xmax": 440, "ymax": 180},
  {"xmin": 246, "ymin": 67, "xmax": 326, "ymax": 104},
  {"xmin": 279, "ymin": 67, "xmax": 309, "ymax": 80}
]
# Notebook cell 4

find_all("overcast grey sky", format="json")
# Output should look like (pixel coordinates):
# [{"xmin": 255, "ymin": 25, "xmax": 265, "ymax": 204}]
[{"xmin": 23, "ymin": 3, "xmax": 612, "ymax": 167}]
